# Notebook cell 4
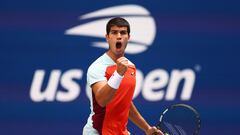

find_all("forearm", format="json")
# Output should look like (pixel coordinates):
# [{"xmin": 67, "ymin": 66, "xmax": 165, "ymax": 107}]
[
  {"xmin": 94, "ymin": 83, "xmax": 116, "ymax": 107},
  {"xmin": 129, "ymin": 102, "xmax": 151, "ymax": 132},
  {"xmin": 95, "ymin": 70, "xmax": 124, "ymax": 107}
]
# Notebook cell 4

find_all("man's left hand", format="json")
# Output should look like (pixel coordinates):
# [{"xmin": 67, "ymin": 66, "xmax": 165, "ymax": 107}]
[{"xmin": 145, "ymin": 126, "xmax": 164, "ymax": 135}]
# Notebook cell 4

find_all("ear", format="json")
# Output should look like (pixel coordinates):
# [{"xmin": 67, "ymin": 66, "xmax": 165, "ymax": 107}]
[
  {"xmin": 105, "ymin": 34, "xmax": 109, "ymax": 41},
  {"xmin": 128, "ymin": 34, "xmax": 130, "ymax": 40}
]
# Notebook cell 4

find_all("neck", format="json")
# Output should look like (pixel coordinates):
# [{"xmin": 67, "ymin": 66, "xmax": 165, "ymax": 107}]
[{"xmin": 106, "ymin": 51, "xmax": 124, "ymax": 62}]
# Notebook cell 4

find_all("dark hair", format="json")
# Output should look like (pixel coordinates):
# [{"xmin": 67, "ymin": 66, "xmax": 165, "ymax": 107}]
[{"xmin": 106, "ymin": 17, "xmax": 130, "ymax": 35}]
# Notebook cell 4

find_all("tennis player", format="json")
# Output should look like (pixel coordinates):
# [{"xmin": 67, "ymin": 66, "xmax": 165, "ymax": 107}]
[{"xmin": 83, "ymin": 17, "xmax": 163, "ymax": 135}]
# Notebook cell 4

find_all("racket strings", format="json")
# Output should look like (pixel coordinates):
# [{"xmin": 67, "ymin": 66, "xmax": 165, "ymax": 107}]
[
  {"xmin": 163, "ymin": 121, "xmax": 179, "ymax": 135},
  {"xmin": 163, "ymin": 121, "xmax": 187, "ymax": 135},
  {"xmin": 175, "ymin": 125, "xmax": 187, "ymax": 135},
  {"xmin": 160, "ymin": 106, "xmax": 199, "ymax": 135}
]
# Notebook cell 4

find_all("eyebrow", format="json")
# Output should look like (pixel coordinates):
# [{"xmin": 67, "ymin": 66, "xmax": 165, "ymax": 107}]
[
  {"xmin": 110, "ymin": 30, "xmax": 127, "ymax": 32},
  {"xmin": 110, "ymin": 30, "xmax": 128, "ymax": 34}
]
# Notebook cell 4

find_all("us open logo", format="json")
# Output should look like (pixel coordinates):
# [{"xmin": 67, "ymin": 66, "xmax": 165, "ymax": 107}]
[{"xmin": 65, "ymin": 4, "xmax": 156, "ymax": 54}]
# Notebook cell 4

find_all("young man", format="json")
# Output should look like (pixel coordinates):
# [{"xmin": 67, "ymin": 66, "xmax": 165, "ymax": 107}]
[{"xmin": 83, "ymin": 17, "xmax": 163, "ymax": 135}]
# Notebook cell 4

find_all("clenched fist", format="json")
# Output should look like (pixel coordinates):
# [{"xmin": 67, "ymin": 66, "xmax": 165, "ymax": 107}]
[{"xmin": 116, "ymin": 57, "xmax": 128, "ymax": 76}]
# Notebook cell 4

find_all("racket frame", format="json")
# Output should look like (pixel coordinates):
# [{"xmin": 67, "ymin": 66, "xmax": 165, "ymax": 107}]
[{"xmin": 156, "ymin": 104, "xmax": 201, "ymax": 135}]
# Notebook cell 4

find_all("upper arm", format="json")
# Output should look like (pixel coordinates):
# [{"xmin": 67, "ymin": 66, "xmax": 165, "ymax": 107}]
[
  {"xmin": 129, "ymin": 102, "xmax": 136, "ymax": 116},
  {"xmin": 91, "ymin": 80, "xmax": 107, "ymax": 96},
  {"xmin": 87, "ymin": 63, "xmax": 116, "ymax": 107},
  {"xmin": 87, "ymin": 63, "xmax": 107, "ymax": 99},
  {"xmin": 87, "ymin": 64, "xmax": 107, "ymax": 87}
]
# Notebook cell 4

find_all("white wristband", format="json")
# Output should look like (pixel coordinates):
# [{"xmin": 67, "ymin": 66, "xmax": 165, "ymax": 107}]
[{"xmin": 107, "ymin": 71, "xmax": 124, "ymax": 90}]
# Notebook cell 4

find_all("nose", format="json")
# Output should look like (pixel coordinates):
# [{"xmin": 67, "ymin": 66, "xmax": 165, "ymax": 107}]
[{"xmin": 117, "ymin": 33, "xmax": 122, "ymax": 40}]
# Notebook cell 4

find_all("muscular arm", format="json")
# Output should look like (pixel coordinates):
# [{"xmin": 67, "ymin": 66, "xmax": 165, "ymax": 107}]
[
  {"xmin": 91, "ymin": 81, "xmax": 116, "ymax": 107},
  {"xmin": 91, "ymin": 57, "xmax": 128, "ymax": 107},
  {"xmin": 129, "ymin": 102, "xmax": 164, "ymax": 135},
  {"xmin": 129, "ymin": 102, "xmax": 151, "ymax": 132}
]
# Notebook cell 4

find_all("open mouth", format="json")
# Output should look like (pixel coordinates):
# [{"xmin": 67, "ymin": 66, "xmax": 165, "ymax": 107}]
[{"xmin": 116, "ymin": 42, "xmax": 122, "ymax": 49}]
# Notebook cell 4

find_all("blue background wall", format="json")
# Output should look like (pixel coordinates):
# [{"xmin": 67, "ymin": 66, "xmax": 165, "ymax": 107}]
[{"xmin": 0, "ymin": 0, "xmax": 240, "ymax": 134}]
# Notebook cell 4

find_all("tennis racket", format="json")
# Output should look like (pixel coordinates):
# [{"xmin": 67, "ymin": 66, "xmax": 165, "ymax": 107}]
[{"xmin": 153, "ymin": 104, "xmax": 201, "ymax": 135}]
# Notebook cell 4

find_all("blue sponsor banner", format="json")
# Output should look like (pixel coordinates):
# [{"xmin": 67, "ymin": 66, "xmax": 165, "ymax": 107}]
[{"xmin": 0, "ymin": 0, "xmax": 240, "ymax": 134}]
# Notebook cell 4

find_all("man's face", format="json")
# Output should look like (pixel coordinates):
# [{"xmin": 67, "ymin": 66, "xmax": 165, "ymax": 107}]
[{"xmin": 106, "ymin": 26, "xmax": 130, "ymax": 56}]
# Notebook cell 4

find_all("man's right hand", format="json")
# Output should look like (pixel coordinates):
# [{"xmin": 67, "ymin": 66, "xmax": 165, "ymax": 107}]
[{"xmin": 116, "ymin": 57, "xmax": 128, "ymax": 76}]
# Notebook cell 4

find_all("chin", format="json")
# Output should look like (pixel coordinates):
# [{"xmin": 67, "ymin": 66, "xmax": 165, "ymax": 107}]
[{"xmin": 115, "ymin": 51, "xmax": 124, "ymax": 56}]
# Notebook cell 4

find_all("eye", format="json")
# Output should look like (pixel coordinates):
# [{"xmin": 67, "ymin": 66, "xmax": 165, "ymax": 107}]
[
  {"xmin": 120, "ymin": 31, "xmax": 127, "ymax": 35},
  {"xmin": 110, "ymin": 30, "xmax": 118, "ymax": 35}
]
